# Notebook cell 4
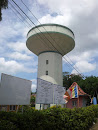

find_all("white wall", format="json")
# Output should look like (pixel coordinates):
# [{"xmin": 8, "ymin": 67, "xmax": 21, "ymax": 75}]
[
  {"xmin": 27, "ymin": 24, "xmax": 75, "ymax": 40},
  {"xmin": 38, "ymin": 52, "xmax": 63, "ymax": 86},
  {"xmin": 0, "ymin": 73, "xmax": 32, "ymax": 105}
]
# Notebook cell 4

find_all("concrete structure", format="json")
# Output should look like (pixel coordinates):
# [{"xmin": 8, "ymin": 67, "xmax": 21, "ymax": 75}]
[
  {"xmin": 38, "ymin": 52, "xmax": 62, "ymax": 86},
  {"xmin": 26, "ymin": 24, "xmax": 75, "ymax": 109},
  {"xmin": 66, "ymin": 82, "xmax": 90, "ymax": 109}
]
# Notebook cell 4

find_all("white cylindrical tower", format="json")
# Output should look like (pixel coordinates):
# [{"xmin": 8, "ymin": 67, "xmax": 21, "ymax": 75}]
[
  {"xmin": 26, "ymin": 24, "xmax": 75, "ymax": 86},
  {"xmin": 38, "ymin": 52, "xmax": 62, "ymax": 86},
  {"xmin": 26, "ymin": 24, "xmax": 75, "ymax": 109}
]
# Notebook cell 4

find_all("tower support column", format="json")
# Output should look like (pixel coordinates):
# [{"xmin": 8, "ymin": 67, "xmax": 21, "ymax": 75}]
[{"xmin": 38, "ymin": 51, "xmax": 63, "ymax": 86}]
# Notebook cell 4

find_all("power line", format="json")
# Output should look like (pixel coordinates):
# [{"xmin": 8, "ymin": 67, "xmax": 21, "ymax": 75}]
[
  {"xmin": 21, "ymin": 0, "xmax": 63, "ymax": 53},
  {"xmin": 11, "ymin": 0, "xmax": 70, "ymax": 55},
  {"xmin": 20, "ymin": 0, "xmax": 83, "ymax": 76},
  {"xmin": 9, "ymin": 2, "xmax": 31, "ymax": 28},
  {"xmin": 9, "ymin": 6, "xmax": 29, "ymax": 28},
  {"xmin": 11, "ymin": 0, "xmax": 61, "ymax": 51},
  {"xmin": 9, "ymin": 0, "xmax": 53, "ymax": 51},
  {"xmin": 11, "ymin": 0, "xmax": 83, "ymax": 76}
]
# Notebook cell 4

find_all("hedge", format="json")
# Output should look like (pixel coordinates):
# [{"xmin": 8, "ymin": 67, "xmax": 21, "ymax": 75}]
[{"xmin": 0, "ymin": 105, "xmax": 98, "ymax": 130}]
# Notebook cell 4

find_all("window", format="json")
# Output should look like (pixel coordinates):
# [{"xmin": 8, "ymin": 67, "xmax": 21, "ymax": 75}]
[
  {"xmin": 46, "ymin": 60, "xmax": 49, "ymax": 64},
  {"xmin": 46, "ymin": 71, "xmax": 48, "ymax": 75},
  {"xmin": 13, "ymin": 105, "xmax": 16, "ymax": 110},
  {"xmin": 72, "ymin": 101, "xmax": 77, "ymax": 107},
  {"xmin": 10, "ymin": 105, "xmax": 12, "ymax": 110},
  {"xmin": 10, "ymin": 105, "xmax": 16, "ymax": 111}
]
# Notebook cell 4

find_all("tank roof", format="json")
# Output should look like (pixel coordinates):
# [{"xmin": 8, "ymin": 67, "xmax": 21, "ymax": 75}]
[
  {"xmin": 26, "ymin": 24, "xmax": 75, "ymax": 56},
  {"xmin": 27, "ymin": 23, "xmax": 74, "ymax": 36}
]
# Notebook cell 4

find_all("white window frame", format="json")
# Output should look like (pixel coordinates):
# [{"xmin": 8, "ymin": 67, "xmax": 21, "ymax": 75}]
[{"xmin": 9, "ymin": 105, "xmax": 16, "ymax": 111}]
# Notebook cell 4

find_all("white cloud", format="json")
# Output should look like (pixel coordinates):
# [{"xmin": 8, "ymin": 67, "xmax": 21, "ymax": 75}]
[
  {"xmin": 0, "ymin": 0, "xmax": 98, "ymax": 77},
  {"xmin": 0, "ymin": 18, "xmax": 29, "ymax": 43},
  {"xmin": 0, "ymin": 57, "xmax": 24, "ymax": 74},
  {"xmin": 8, "ymin": 52, "xmax": 32, "ymax": 60},
  {"xmin": 7, "ymin": 42, "xmax": 31, "ymax": 54},
  {"xmin": 31, "ymin": 84, "xmax": 37, "ymax": 92},
  {"xmin": 37, "ymin": 0, "xmax": 97, "ymax": 15},
  {"xmin": 89, "ymin": 33, "xmax": 98, "ymax": 41},
  {"xmin": 39, "ymin": 14, "xmax": 71, "ymax": 26},
  {"xmin": 66, "ymin": 51, "xmax": 95, "ymax": 63},
  {"xmin": 63, "ymin": 50, "xmax": 98, "ymax": 74},
  {"xmin": 27, "ymin": 68, "xmax": 37, "ymax": 73},
  {"xmin": 0, "ymin": 57, "xmax": 37, "ymax": 74},
  {"xmin": 63, "ymin": 51, "xmax": 93, "ymax": 66},
  {"xmin": 71, "ymin": 61, "xmax": 96, "ymax": 74},
  {"xmin": 31, "ymin": 79, "xmax": 37, "ymax": 84},
  {"xmin": 31, "ymin": 79, "xmax": 37, "ymax": 92}
]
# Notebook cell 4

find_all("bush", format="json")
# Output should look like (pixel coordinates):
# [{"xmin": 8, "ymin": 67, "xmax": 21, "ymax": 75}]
[
  {"xmin": 0, "ymin": 105, "xmax": 98, "ymax": 130},
  {"xmin": 0, "ymin": 119, "xmax": 18, "ymax": 130}
]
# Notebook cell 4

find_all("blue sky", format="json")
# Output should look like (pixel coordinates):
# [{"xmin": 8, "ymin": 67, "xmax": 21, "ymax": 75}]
[{"xmin": 0, "ymin": 0, "xmax": 98, "ymax": 92}]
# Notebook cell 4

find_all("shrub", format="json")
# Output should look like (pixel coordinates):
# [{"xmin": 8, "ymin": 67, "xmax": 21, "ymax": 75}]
[
  {"xmin": 0, "ymin": 119, "xmax": 18, "ymax": 130},
  {"xmin": 0, "ymin": 105, "xmax": 98, "ymax": 129}
]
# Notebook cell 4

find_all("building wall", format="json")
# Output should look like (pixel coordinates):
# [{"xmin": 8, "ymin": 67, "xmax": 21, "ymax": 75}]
[
  {"xmin": 38, "ymin": 52, "xmax": 63, "ymax": 86},
  {"xmin": 0, "ymin": 105, "xmax": 18, "ymax": 112},
  {"xmin": 66, "ymin": 96, "xmax": 84, "ymax": 109}
]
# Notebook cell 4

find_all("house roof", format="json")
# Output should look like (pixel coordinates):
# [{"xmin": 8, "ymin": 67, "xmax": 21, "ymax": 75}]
[{"xmin": 69, "ymin": 82, "xmax": 90, "ymax": 97}]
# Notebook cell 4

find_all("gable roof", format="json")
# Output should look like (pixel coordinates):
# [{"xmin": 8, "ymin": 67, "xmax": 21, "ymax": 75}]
[{"xmin": 69, "ymin": 82, "xmax": 90, "ymax": 97}]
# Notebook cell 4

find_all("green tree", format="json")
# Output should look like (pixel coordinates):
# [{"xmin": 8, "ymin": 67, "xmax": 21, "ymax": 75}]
[
  {"xmin": 63, "ymin": 72, "xmax": 98, "ymax": 96},
  {"xmin": 63, "ymin": 72, "xmax": 71, "ymax": 89},
  {"xmin": 71, "ymin": 74, "xmax": 83, "ymax": 83},
  {"xmin": 0, "ymin": 0, "xmax": 8, "ymax": 21},
  {"xmin": 30, "ymin": 95, "xmax": 36, "ymax": 107},
  {"xmin": 63, "ymin": 72, "xmax": 83, "ymax": 89},
  {"xmin": 78, "ymin": 76, "xmax": 98, "ymax": 97}
]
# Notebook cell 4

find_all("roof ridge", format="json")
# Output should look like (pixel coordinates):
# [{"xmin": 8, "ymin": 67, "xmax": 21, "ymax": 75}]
[{"xmin": 68, "ymin": 82, "xmax": 90, "ymax": 96}]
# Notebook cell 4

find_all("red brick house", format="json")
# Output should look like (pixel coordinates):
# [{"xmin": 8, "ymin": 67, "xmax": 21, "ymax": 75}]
[{"xmin": 66, "ymin": 82, "xmax": 90, "ymax": 109}]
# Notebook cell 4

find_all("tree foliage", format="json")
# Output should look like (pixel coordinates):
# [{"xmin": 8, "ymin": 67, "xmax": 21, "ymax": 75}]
[
  {"xmin": 63, "ymin": 72, "xmax": 98, "ymax": 97},
  {"xmin": 78, "ymin": 76, "xmax": 98, "ymax": 96},
  {"xmin": 0, "ymin": 0, "xmax": 8, "ymax": 21},
  {"xmin": 30, "ymin": 94, "xmax": 36, "ymax": 107},
  {"xmin": 63, "ymin": 72, "xmax": 83, "ymax": 89}
]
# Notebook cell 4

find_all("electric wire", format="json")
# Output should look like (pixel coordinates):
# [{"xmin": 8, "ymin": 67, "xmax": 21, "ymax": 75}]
[
  {"xmin": 9, "ymin": 2, "xmax": 31, "ymax": 28},
  {"xmin": 20, "ymin": 0, "xmax": 83, "ymax": 76},
  {"xmin": 9, "ymin": 0, "xmax": 52, "ymax": 51},
  {"xmin": 11, "ymin": 0, "xmax": 65, "ymax": 53},
  {"xmin": 11, "ymin": 0, "xmax": 83, "ymax": 76},
  {"xmin": 9, "ymin": 6, "xmax": 30, "ymax": 28}
]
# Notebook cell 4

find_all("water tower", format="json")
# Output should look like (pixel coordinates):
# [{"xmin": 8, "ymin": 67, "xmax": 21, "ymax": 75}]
[{"xmin": 26, "ymin": 24, "xmax": 75, "ymax": 109}]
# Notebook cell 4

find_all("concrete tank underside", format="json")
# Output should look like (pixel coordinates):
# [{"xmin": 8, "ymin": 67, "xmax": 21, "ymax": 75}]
[{"xmin": 26, "ymin": 24, "xmax": 75, "ymax": 56}]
